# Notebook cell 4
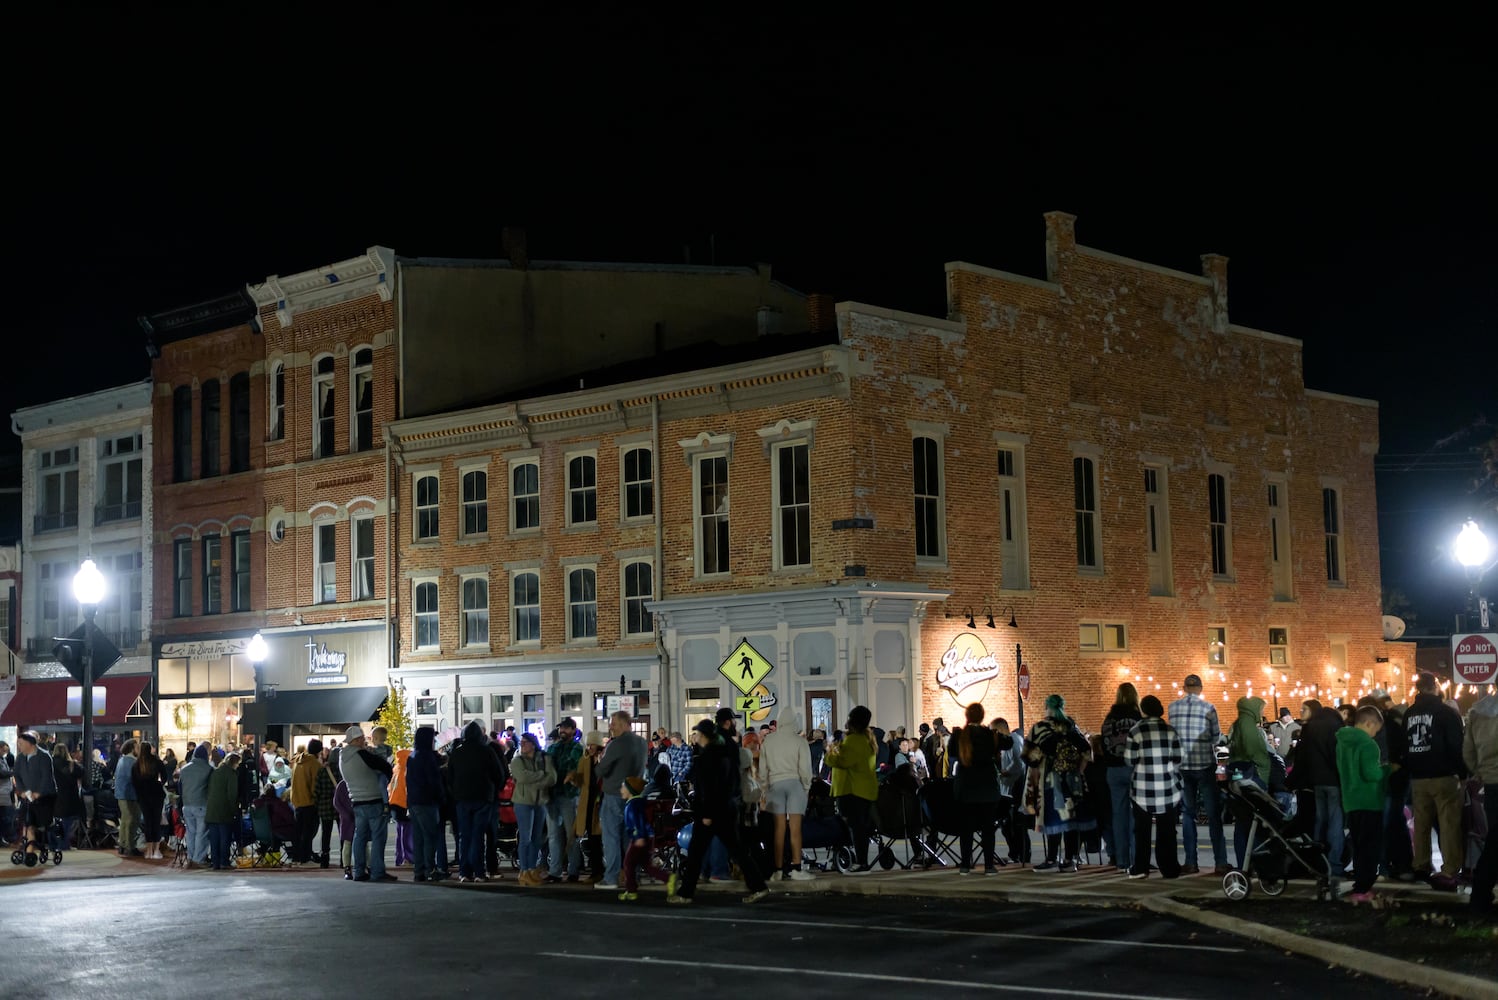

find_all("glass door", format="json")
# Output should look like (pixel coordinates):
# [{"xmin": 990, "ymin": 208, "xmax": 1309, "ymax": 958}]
[{"xmin": 805, "ymin": 689, "xmax": 836, "ymax": 738}]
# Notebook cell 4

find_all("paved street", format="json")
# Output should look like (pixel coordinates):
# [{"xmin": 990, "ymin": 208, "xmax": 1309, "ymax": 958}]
[{"xmin": 6, "ymin": 873, "xmax": 1420, "ymax": 998}]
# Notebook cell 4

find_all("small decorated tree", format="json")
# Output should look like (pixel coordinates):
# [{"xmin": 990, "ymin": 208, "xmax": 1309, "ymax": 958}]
[{"xmin": 375, "ymin": 684, "xmax": 414, "ymax": 750}]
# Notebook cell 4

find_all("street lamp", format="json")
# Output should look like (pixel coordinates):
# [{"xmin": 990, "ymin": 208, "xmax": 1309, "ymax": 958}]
[
  {"xmin": 72, "ymin": 560, "xmax": 107, "ymax": 765},
  {"xmin": 1454, "ymin": 519, "xmax": 1493, "ymax": 631},
  {"xmin": 245, "ymin": 632, "xmax": 268, "ymax": 745}
]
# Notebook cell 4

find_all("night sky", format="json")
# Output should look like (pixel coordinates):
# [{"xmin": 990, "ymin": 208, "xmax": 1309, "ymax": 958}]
[{"xmin": 7, "ymin": 17, "xmax": 1493, "ymax": 629}]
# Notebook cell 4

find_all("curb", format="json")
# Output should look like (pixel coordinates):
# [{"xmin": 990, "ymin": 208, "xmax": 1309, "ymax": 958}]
[{"xmin": 1142, "ymin": 896, "xmax": 1498, "ymax": 1000}]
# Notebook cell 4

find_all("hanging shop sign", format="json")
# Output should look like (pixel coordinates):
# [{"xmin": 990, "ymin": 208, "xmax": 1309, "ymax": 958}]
[
  {"xmin": 938, "ymin": 632, "xmax": 1000, "ymax": 703},
  {"xmin": 306, "ymin": 639, "xmax": 349, "ymax": 686}
]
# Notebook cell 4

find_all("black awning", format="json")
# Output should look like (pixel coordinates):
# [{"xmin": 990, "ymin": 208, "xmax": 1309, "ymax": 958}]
[{"xmin": 239, "ymin": 686, "xmax": 387, "ymax": 732}]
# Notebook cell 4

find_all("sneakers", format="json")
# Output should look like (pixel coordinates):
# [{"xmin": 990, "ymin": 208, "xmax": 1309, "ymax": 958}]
[
  {"xmin": 1346, "ymin": 891, "xmax": 1376, "ymax": 904},
  {"xmin": 666, "ymin": 894, "xmax": 692, "ymax": 905},
  {"xmin": 1033, "ymin": 860, "xmax": 1060, "ymax": 872},
  {"xmin": 1429, "ymin": 873, "xmax": 1459, "ymax": 892},
  {"xmin": 1058, "ymin": 861, "xmax": 1079, "ymax": 873},
  {"xmin": 1208, "ymin": 866, "xmax": 1233, "ymax": 877},
  {"xmin": 844, "ymin": 865, "xmax": 875, "ymax": 876},
  {"xmin": 1180, "ymin": 864, "xmax": 1201, "ymax": 875},
  {"xmin": 666, "ymin": 873, "xmax": 680, "ymax": 897},
  {"xmin": 984, "ymin": 867, "xmax": 999, "ymax": 876},
  {"xmin": 785, "ymin": 868, "xmax": 816, "ymax": 881},
  {"xmin": 743, "ymin": 889, "xmax": 770, "ymax": 904},
  {"xmin": 617, "ymin": 891, "xmax": 639, "ymax": 902},
  {"xmin": 959, "ymin": 866, "xmax": 973, "ymax": 875},
  {"xmin": 1128, "ymin": 870, "xmax": 1149, "ymax": 880},
  {"xmin": 594, "ymin": 881, "xmax": 620, "ymax": 890}
]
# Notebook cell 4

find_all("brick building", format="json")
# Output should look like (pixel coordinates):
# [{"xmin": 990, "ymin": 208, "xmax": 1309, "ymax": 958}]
[{"xmin": 387, "ymin": 214, "xmax": 1408, "ymax": 741}]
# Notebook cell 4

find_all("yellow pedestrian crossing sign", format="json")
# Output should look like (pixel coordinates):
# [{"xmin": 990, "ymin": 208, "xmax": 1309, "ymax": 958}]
[
  {"xmin": 719, "ymin": 638, "xmax": 774, "ymax": 696},
  {"xmin": 735, "ymin": 695, "xmax": 759, "ymax": 713}
]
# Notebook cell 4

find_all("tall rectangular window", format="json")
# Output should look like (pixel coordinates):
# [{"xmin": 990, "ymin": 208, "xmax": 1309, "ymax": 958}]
[
  {"xmin": 1144, "ymin": 465, "xmax": 1173, "ymax": 596},
  {"xmin": 352, "ymin": 516, "xmax": 375, "ymax": 600},
  {"xmin": 270, "ymin": 363, "xmax": 285, "ymax": 441},
  {"xmin": 352, "ymin": 348, "xmax": 373, "ymax": 452},
  {"xmin": 1323, "ymin": 487, "xmax": 1344, "ymax": 584},
  {"xmin": 774, "ymin": 442, "xmax": 811, "ymax": 569},
  {"xmin": 99, "ymin": 434, "xmax": 142, "ymax": 523},
  {"xmin": 229, "ymin": 372, "xmax": 251, "ymax": 472},
  {"xmin": 697, "ymin": 455, "xmax": 730, "ymax": 575},
  {"xmin": 997, "ymin": 447, "xmax": 1030, "ymax": 590},
  {"xmin": 173, "ymin": 386, "xmax": 193, "ymax": 482},
  {"xmin": 567, "ymin": 567, "xmax": 598, "ymax": 640},
  {"xmin": 174, "ymin": 540, "xmax": 192, "ymax": 616},
  {"xmin": 1268, "ymin": 480, "xmax": 1293, "ymax": 600},
  {"xmin": 1208, "ymin": 472, "xmax": 1232, "ymax": 578},
  {"xmin": 567, "ymin": 455, "xmax": 597, "ymax": 526},
  {"xmin": 231, "ymin": 530, "xmax": 251, "ymax": 612},
  {"xmin": 623, "ymin": 447, "xmax": 654, "ymax": 519},
  {"xmin": 97, "ymin": 552, "xmax": 142, "ymax": 645},
  {"xmin": 313, "ymin": 356, "xmax": 335, "ymax": 459},
  {"xmin": 200, "ymin": 378, "xmax": 221, "ymax": 477},
  {"xmin": 1269, "ymin": 627, "xmax": 1290, "ymax": 665},
  {"xmin": 39, "ymin": 562, "xmax": 78, "ymax": 643},
  {"xmin": 415, "ymin": 475, "xmax": 439, "ymax": 540},
  {"xmin": 202, "ymin": 535, "xmax": 222, "ymax": 614},
  {"xmin": 623, "ymin": 560, "xmax": 653, "ymax": 637},
  {"xmin": 462, "ymin": 470, "xmax": 488, "ymax": 536},
  {"xmin": 315, "ymin": 522, "xmax": 336, "ymax": 603},
  {"xmin": 1074, "ymin": 456, "xmax": 1100, "ymax": 570},
  {"xmin": 913, "ymin": 437, "xmax": 944, "ymax": 560},
  {"xmin": 513, "ymin": 571, "xmax": 540, "ymax": 643},
  {"xmin": 413, "ymin": 581, "xmax": 439, "ymax": 649},
  {"xmin": 37, "ymin": 447, "xmax": 79, "ymax": 532},
  {"xmin": 512, "ymin": 461, "xmax": 540, "ymax": 531},
  {"xmin": 1208, "ymin": 625, "xmax": 1227, "ymax": 668},
  {"xmin": 462, "ymin": 577, "xmax": 489, "ymax": 647}
]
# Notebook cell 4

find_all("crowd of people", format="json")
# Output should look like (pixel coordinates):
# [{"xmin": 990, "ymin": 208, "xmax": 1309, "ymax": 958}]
[{"xmin": 3, "ymin": 672, "xmax": 1493, "ymax": 917}]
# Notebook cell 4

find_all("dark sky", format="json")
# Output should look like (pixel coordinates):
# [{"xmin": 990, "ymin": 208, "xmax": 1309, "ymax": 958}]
[{"xmin": 7, "ymin": 16, "xmax": 1493, "ymax": 627}]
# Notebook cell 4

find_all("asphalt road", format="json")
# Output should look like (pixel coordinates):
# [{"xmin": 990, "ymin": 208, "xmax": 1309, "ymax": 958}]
[{"xmin": 6, "ymin": 875, "xmax": 1421, "ymax": 998}]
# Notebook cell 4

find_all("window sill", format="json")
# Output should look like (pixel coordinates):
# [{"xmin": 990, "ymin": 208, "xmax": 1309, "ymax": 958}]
[
  {"xmin": 1211, "ymin": 575, "xmax": 1237, "ymax": 585},
  {"xmin": 508, "ymin": 528, "xmax": 542, "ymax": 540},
  {"xmin": 618, "ymin": 516, "xmax": 655, "ymax": 529},
  {"xmin": 564, "ymin": 637, "xmax": 600, "ymax": 648},
  {"xmin": 409, "ymin": 647, "xmax": 442, "ymax": 657},
  {"xmin": 1077, "ymin": 567, "xmax": 1105, "ymax": 578},
  {"xmin": 412, "ymin": 538, "xmax": 440, "ymax": 548},
  {"xmin": 506, "ymin": 642, "xmax": 542, "ymax": 652},
  {"xmin": 1078, "ymin": 650, "xmax": 1129, "ymax": 659},
  {"xmin": 620, "ymin": 633, "xmax": 654, "ymax": 644},
  {"xmin": 562, "ymin": 523, "xmax": 599, "ymax": 535},
  {"xmin": 915, "ymin": 557, "xmax": 949, "ymax": 570},
  {"xmin": 772, "ymin": 564, "xmax": 816, "ymax": 576},
  {"xmin": 695, "ymin": 571, "xmax": 733, "ymax": 582},
  {"xmin": 461, "ymin": 643, "xmax": 492, "ymax": 653},
  {"xmin": 457, "ymin": 534, "xmax": 490, "ymax": 546},
  {"xmin": 1147, "ymin": 593, "xmax": 1179, "ymax": 603},
  {"xmin": 1326, "ymin": 581, "xmax": 1347, "ymax": 590}
]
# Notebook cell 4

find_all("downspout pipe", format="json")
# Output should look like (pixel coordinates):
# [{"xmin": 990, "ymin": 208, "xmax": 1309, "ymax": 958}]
[{"xmin": 652, "ymin": 395, "xmax": 669, "ymax": 726}]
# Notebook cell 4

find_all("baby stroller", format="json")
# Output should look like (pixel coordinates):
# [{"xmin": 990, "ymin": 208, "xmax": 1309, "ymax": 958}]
[
  {"xmin": 84, "ymin": 787, "xmax": 121, "ymax": 851},
  {"xmin": 1222, "ymin": 776, "xmax": 1333, "ymax": 901},
  {"xmin": 494, "ymin": 777, "xmax": 520, "ymax": 871},
  {"xmin": 800, "ymin": 779, "xmax": 855, "ymax": 873}
]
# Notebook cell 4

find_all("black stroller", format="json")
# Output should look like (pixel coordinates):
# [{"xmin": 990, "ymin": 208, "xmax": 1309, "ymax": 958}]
[
  {"xmin": 799, "ymin": 779, "xmax": 855, "ymax": 873},
  {"xmin": 84, "ymin": 786, "xmax": 121, "ymax": 851},
  {"xmin": 1221, "ymin": 776, "xmax": 1333, "ymax": 901}
]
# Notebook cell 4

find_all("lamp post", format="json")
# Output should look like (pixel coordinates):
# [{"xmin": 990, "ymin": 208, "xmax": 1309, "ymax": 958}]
[
  {"xmin": 72, "ymin": 560, "xmax": 107, "ymax": 764},
  {"xmin": 1454, "ymin": 519, "xmax": 1492, "ymax": 632},
  {"xmin": 246, "ymin": 632, "xmax": 268, "ymax": 747},
  {"xmin": 998, "ymin": 606, "xmax": 1022, "ymax": 735}
]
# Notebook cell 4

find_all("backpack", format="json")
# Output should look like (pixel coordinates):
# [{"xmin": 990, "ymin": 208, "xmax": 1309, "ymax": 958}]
[{"xmin": 1053, "ymin": 730, "xmax": 1088, "ymax": 775}]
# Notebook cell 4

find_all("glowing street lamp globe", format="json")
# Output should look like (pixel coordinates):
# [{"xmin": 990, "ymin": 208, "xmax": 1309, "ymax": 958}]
[
  {"xmin": 73, "ymin": 559, "xmax": 107, "ymax": 606},
  {"xmin": 247, "ymin": 632, "xmax": 269, "ymax": 663},
  {"xmin": 1455, "ymin": 520, "xmax": 1491, "ymax": 569}
]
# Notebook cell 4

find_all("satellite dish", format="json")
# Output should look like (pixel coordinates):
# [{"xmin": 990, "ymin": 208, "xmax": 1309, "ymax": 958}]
[{"xmin": 1381, "ymin": 615, "xmax": 1407, "ymax": 640}]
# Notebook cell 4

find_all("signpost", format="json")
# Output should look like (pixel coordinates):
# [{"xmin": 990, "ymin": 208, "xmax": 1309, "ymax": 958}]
[
  {"xmin": 1017, "ymin": 661, "xmax": 1031, "ymax": 702},
  {"xmin": 1450, "ymin": 632, "xmax": 1498, "ymax": 685},
  {"xmin": 718, "ymin": 638, "xmax": 775, "ymax": 736}
]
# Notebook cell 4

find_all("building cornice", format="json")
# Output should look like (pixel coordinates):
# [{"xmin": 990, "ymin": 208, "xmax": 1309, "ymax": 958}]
[
  {"xmin": 248, "ymin": 246, "xmax": 394, "ymax": 329},
  {"xmin": 11, "ymin": 380, "xmax": 153, "ymax": 437},
  {"xmin": 834, "ymin": 301, "xmax": 966, "ymax": 334},
  {"xmin": 1305, "ymin": 387, "xmax": 1379, "ymax": 409}
]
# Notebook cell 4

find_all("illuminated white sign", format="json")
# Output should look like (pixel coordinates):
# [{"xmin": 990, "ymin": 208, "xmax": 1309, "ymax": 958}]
[{"xmin": 938, "ymin": 632, "xmax": 1000, "ymax": 699}]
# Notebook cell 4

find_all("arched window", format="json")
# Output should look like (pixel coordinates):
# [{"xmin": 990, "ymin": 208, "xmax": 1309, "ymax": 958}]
[
  {"xmin": 270, "ymin": 362, "xmax": 285, "ymax": 441},
  {"xmin": 200, "ymin": 378, "xmax": 221, "ymax": 477},
  {"xmin": 229, "ymin": 372, "xmax": 250, "ymax": 473},
  {"xmin": 413, "ymin": 581, "xmax": 439, "ymax": 649},
  {"xmin": 567, "ymin": 567, "xmax": 597, "ymax": 640},
  {"xmin": 462, "ymin": 470, "xmax": 487, "ymax": 536},
  {"xmin": 462, "ymin": 577, "xmax": 489, "ymax": 646},
  {"xmin": 352, "ymin": 348, "xmax": 373, "ymax": 451},
  {"xmin": 172, "ymin": 386, "xmax": 193, "ymax": 483},
  {"xmin": 313, "ymin": 356, "xmax": 335, "ymax": 458}
]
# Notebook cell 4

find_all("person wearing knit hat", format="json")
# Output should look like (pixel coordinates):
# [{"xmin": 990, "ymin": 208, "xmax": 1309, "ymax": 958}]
[
  {"xmin": 177, "ymin": 741, "xmax": 215, "ymax": 867},
  {"xmin": 1026, "ymin": 694, "xmax": 1097, "ymax": 872},
  {"xmin": 617, "ymin": 772, "xmax": 665, "ymax": 900}
]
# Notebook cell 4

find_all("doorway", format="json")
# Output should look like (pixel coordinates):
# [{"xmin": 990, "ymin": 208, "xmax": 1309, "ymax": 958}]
[{"xmin": 805, "ymin": 689, "xmax": 836, "ymax": 737}]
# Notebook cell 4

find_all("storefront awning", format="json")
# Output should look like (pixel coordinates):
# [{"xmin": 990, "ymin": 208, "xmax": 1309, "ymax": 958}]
[
  {"xmin": 238, "ymin": 686, "xmax": 387, "ymax": 731},
  {"xmin": 0, "ymin": 675, "xmax": 151, "ymax": 727}
]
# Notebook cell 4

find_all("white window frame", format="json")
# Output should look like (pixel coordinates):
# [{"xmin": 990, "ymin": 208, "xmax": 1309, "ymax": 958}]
[
  {"xmin": 461, "ymin": 466, "xmax": 489, "ymax": 538},
  {"xmin": 912, "ymin": 434, "xmax": 946, "ymax": 565},
  {"xmin": 269, "ymin": 360, "xmax": 285, "ymax": 441},
  {"xmin": 350, "ymin": 346, "xmax": 374, "ymax": 453},
  {"xmin": 312, "ymin": 354, "xmax": 336, "ymax": 459},
  {"xmin": 565, "ymin": 564, "xmax": 598, "ymax": 643},
  {"xmin": 995, "ymin": 435, "xmax": 1031, "ymax": 590},
  {"xmin": 37, "ymin": 446, "xmax": 80, "ymax": 531},
  {"xmin": 1143, "ymin": 461, "xmax": 1173, "ymax": 596},
  {"xmin": 620, "ymin": 558, "xmax": 654, "ymax": 639},
  {"xmin": 202, "ymin": 534, "xmax": 223, "ymax": 615},
  {"xmin": 460, "ymin": 574, "xmax": 490, "ymax": 648},
  {"xmin": 351, "ymin": 514, "xmax": 375, "ymax": 601},
  {"xmin": 1073, "ymin": 450, "xmax": 1103, "ymax": 572},
  {"xmin": 510, "ymin": 458, "xmax": 541, "ymax": 534},
  {"xmin": 566, "ymin": 451, "xmax": 599, "ymax": 528},
  {"xmin": 1079, "ymin": 620, "xmax": 1128, "ymax": 653},
  {"xmin": 771, "ymin": 439, "xmax": 812, "ymax": 571},
  {"xmin": 1269, "ymin": 626, "xmax": 1290, "ymax": 666},
  {"xmin": 99, "ymin": 433, "xmax": 144, "ymax": 522},
  {"xmin": 414, "ymin": 473, "xmax": 439, "ymax": 541},
  {"xmin": 1321, "ymin": 482, "xmax": 1346, "ymax": 585},
  {"xmin": 314, "ymin": 518, "xmax": 337, "ymax": 604},
  {"xmin": 1208, "ymin": 624, "xmax": 1228, "ymax": 669},
  {"xmin": 1207, "ymin": 467, "xmax": 1234, "ymax": 580},
  {"xmin": 693, "ymin": 452, "xmax": 731, "ymax": 578},
  {"xmin": 1267, "ymin": 476, "xmax": 1294, "ymax": 600},
  {"xmin": 511, "ymin": 568, "xmax": 541, "ymax": 646},
  {"xmin": 412, "ymin": 578, "xmax": 440, "ymax": 651},
  {"xmin": 620, "ymin": 445, "xmax": 654, "ymax": 522}
]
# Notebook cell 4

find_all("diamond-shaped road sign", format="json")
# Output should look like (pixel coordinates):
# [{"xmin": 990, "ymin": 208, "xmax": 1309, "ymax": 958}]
[{"xmin": 719, "ymin": 638, "xmax": 774, "ymax": 696}]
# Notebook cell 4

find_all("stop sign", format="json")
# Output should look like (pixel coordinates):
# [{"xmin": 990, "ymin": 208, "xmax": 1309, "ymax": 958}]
[
  {"xmin": 1451, "ymin": 632, "xmax": 1498, "ymax": 685},
  {"xmin": 1018, "ymin": 661, "xmax": 1031, "ymax": 701}
]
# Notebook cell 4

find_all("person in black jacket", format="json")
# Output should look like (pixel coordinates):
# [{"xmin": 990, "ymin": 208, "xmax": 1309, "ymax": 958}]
[
  {"xmin": 50, "ymin": 745, "xmax": 85, "ymax": 851},
  {"xmin": 1374, "ymin": 692, "xmax": 1414, "ymax": 878},
  {"xmin": 445, "ymin": 720, "xmax": 506, "ymax": 883},
  {"xmin": 667, "ymin": 720, "xmax": 769, "ymax": 905},
  {"xmin": 1290, "ymin": 700, "xmax": 1345, "ymax": 881},
  {"xmin": 949, "ymin": 702, "xmax": 1003, "ymax": 874},
  {"xmin": 1404, "ymin": 672, "xmax": 1467, "ymax": 889}
]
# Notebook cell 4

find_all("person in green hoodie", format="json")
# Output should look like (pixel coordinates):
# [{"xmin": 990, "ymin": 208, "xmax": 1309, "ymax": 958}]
[
  {"xmin": 1227, "ymin": 696, "xmax": 1270, "ymax": 869},
  {"xmin": 1337, "ymin": 705, "xmax": 1390, "ymax": 902}
]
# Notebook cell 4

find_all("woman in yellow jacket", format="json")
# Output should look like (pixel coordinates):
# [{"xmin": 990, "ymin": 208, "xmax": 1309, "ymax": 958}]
[{"xmin": 825, "ymin": 705, "xmax": 879, "ymax": 874}]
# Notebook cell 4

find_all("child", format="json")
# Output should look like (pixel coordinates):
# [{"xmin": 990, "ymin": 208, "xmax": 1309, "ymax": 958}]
[
  {"xmin": 1336, "ymin": 704, "xmax": 1391, "ymax": 903},
  {"xmin": 619, "ymin": 775, "xmax": 673, "ymax": 901}
]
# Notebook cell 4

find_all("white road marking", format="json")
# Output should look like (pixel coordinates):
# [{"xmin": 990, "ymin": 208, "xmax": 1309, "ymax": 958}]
[
  {"xmin": 542, "ymin": 952, "xmax": 1199, "ymax": 999},
  {"xmin": 576, "ymin": 909, "xmax": 1242, "ymax": 953}
]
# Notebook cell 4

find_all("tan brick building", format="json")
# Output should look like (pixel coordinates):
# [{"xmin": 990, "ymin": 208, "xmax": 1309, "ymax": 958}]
[{"xmin": 387, "ymin": 214, "xmax": 1409, "ymax": 742}]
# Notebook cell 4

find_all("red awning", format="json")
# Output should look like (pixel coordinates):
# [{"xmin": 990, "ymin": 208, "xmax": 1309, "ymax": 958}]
[{"xmin": 0, "ymin": 676, "xmax": 150, "ymax": 727}]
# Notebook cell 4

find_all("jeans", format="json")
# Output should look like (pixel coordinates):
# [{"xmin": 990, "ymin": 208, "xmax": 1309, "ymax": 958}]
[
  {"xmin": 183, "ymin": 805, "xmax": 208, "ymax": 863},
  {"xmin": 118, "ymin": 799, "xmax": 142, "ymax": 853},
  {"xmin": 835, "ymin": 794, "xmax": 873, "ymax": 868},
  {"xmin": 209, "ymin": 821, "xmax": 234, "ymax": 869},
  {"xmin": 352, "ymin": 802, "xmax": 389, "ymax": 878},
  {"xmin": 1132, "ymin": 804, "xmax": 1180, "ymax": 877},
  {"xmin": 409, "ymin": 803, "xmax": 441, "ymax": 878},
  {"xmin": 1313, "ymin": 785, "xmax": 1345, "ymax": 878},
  {"xmin": 1180, "ymin": 767, "xmax": 1226, "ymax": 868},
  {"xmin": 49, "ymin": 817, "xmax": 79, "ymax": 851},
  {"xmin": 599, "ymin": 794, "xmax": 626, "ymax": 885},
  {"xmin": 293, "ymin": 805, "xmax": 319, "ymax": 862},
  {"xmin": 546, "ymin": 796, "xmax": 581, "ymax": 878},
  {"xmin": 515, "ymin": 803, "xmax": 546, "ymax": 871},
  {"xmin": 1347, "ymin": 809, "xmax": 1381, "ymax": 894},
  {"xmin": 1105, "ymin": 765, "xmax": 1135, "ymax": 869},
  {"xmin": 1411, "ymin": 774, "xmax": 1465, "ymax": 877},
  {"xmin": 456, "ymin": 801, "xmax": 493, "ymax": 879}
]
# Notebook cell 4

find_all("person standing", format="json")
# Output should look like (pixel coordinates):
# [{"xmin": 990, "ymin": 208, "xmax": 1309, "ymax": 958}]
[
  {"xmin": 665, "ymin": 720, "xmax": 771, "ymax": 905},
  {"xmin": 12, "ymin": 732, "xmax": 58, "ymax": 862},
  {"xmin": 114, "ymin": 738, "xmax": 142, "ymax": 857},
  {"xmin": 510, "ymin": 732, "xmax": 555, "ymax": 880},
  {"xmin": 1099, "ymin": 683, "xmax": 1143, "ymax": 872},
  {"xmin": 760, "ymin": 710, "xmax": 815, "ymax": 880},
  {"xmin": 1270, "ymin": 708, "xmax": 1302, "ymax": 764},
  {"xmin": 314, "ymin": 745, "xmax": 338, "ymax": 868},
  {"xmin": 1226, "ymin": 697, "xmax": 1271, "ymax": 870},
  {"xmin": 1024, "ymin": 695, "xmax": 1096, "ymax": 872},
  {"xmin": 445, "ymin": 720, "xmax": 504, "ymax": 883},
  {"xmin": 1463, "ymin": 688, "xmax": 1498, "ymax": 913},
  {"xmin": 544, "ymin": 718, "xmax": 585, "ymax": 883},
  {"xmin": 1404, "ymin": 672, "xmax": 1469, "ymax": 890},
  {"xmin": 1291, "ymin": 699, "xmax": 1347, "ymax": 884},
  {"xmin": 50, "ymin": 744, "xmax": 85, "ymax": 852},
  {"xmin": 178, "ymin": 743, "xmax": 213, "ymax": 867},
  {"xmin": 595, "ymin": 710, "xmax": 646, "ymax": 890},
  {"xmin": 405, "ymin": 725, "xmax": 446, "ymax": 883},
  {"xmin": 288, "ymin": 739, "xmax": 323, "ymax": 865},
  {"xmin": 205, "ymin": 752, "xmax": 242, "ymax": 870},
  {"xmin": 1124, "ymin": 696, "xmax": 1182, "ymax": 880},
  {"xmin": 340, "ymin": 725, "xmax": 396, "ymax": 882},
  {"xmin": 994, "ymin": 718, "xmax": 1030, "ymax": 865},
  {"xmin": 825, "ymin": 706, "xmax": 879, "ymax": 874},
  {"xmin": 132, "ymin": 742, "xmax": 167, "ymax": 860},
  {"xmin": 570, "ymin": 731, "xmax": 607, "ymax": 881},
  {"xmin": 1338, "ymin": 704, "xmax": 1392, "ymax": 903},
  {"xmin": 949, "ymin": 703, "xmax": 1003, "ymax": 875},
  {"xmin": 1167, "ymin": 675, "xmax": 1227, "ymax": 875}
]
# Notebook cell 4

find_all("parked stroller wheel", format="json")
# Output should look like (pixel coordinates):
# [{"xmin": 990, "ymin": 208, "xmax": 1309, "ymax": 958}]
[
  {"xmin": 1222, "ymin": 869, "xmax": 1250, "ymax": 901},
  {"xmin": 24, "ymin": 851, "xmax": 39, "ymax": 868},
  {"xmin": 1257, "ymin": 876, "xmax": 1285, "ymax": 896},
  {"xmin": 834, "ymin": 845, "xmax": 856, "ymax": 874},
  {"xmin": 878, "ymin": 846, "xmax": 897, "ymax": 870},
  {"xmin": 51, "ymin": 851, "xmax": 63, "ymax": 866},
  {"xmin": 9, "ymin": 851, "xmax": 22, "ymax": 865}
]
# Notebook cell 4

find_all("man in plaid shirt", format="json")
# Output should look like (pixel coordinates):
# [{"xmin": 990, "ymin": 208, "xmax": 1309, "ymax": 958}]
[
  {"xmin": 1125, "ymin": 695, "xmax": 1183, "ymax": 878},
  {"xmin": 666, "ymin": 733, "xmax": 693, "ymax": 785},
  {"xmin": 1167, "ymin": 674, "xmax": 1228, "ymax": 875}
]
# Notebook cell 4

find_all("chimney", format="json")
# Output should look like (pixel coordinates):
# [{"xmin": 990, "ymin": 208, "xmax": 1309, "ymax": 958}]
[
  {"xmin": 502, "ymin": 227, "xmax": 529, "ymax": 269},
  {"xmin": 806, "ymin": 293, "xmax": 836, "ymax": 334},
  {"xmin": 1200, "ymin": 253, "xmax": 1229, "ymax": 332},
  {"xmin": 1043, "ymin": 211, "xmax": 1076, "ymax": 282}
]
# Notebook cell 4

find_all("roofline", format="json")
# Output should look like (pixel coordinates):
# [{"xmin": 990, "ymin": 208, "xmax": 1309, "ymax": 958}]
[
  {"xmin": 1229, "ymin": 323, "xmax": 1303, "ymax": 347},
  {"xmin": 393, "ymin": 256, "xmax": 805, "ymax": 297},
  {"xmin": 11, "ymin": 378, "xmax": 154, "ymax": 436},
  {"xmin": 1305, "ymin": 387, "xmax": 1379, "ymax": 408},
  {"xmin": 1074, "ymin": 244, "xmax": 1212, "ymax": 287},
  {"xmin": 944, "ymin": 260, "xmax": 1063, "ymax": 293},
  {"xmin": 835, "ymin": 301, "xmax": 966, "ymax": 334}
]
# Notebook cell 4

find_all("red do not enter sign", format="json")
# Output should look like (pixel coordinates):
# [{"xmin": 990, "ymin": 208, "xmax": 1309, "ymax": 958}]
[{"xmin": 1451, "ymin": 632, "xmax": 1498, "ymax": 685}]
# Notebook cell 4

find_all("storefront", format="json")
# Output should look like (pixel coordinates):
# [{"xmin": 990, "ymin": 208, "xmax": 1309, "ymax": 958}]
[
  {"xmin": 236, "ymin": 623, "xmax": 390, "ymax": 754},
  {"xmin": 0, "ymin": 672, "xmax": 154, "ymax": 751},
  {"xmin": 155, "ymin": 634, "xmax": 258, "ymax": 757}
]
